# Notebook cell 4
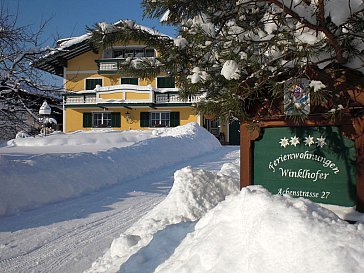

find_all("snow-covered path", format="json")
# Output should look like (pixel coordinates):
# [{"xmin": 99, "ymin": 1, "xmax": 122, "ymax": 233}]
[{"xmin": 0, "ymin": 146, "xmax": 239, "ymax": 273}]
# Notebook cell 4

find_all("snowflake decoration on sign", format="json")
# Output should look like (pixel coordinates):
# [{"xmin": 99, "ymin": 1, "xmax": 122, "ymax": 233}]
[
  {"xmin": 290, "ymin": 136, "xmax": 300, "ymax": 147},
  {"xmin": 316, "ymin": 136, "xmax": 327, "ymax": 148},
  {"xmin": 279, "ymin": 137, "xmax": 290, "ymax": 148},
  {"xmin": 304, "ymin": 135, "xmax": 315, "ymax": 146}
]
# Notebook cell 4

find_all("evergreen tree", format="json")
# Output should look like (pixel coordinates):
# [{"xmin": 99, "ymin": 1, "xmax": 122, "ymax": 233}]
[{"xmin": 88, "ymin": 0, "xmax": 364, "ymax": 122}]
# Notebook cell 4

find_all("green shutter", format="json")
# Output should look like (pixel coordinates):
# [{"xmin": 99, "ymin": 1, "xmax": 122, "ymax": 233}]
[
  {"xmin": 111, "ymin": 112, "xmax": 121, "ymax": 127},
  {"xmin": 140, "ymin": 112, "xmax": 150, "ymax": 127},
  {"xmin": 83, "ymin": 112, "xmax": 92, "ymax": 128},
  {"xmin": 170, "ymin": 112, "xmax": 180, "ymax": 127}
]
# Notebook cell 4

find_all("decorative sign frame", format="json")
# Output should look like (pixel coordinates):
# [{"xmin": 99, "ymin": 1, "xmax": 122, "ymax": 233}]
[
  {"xmin": 253, "ymin": 126, "xmax": 356, "ymax": 206},
  {"xmin": 239, "ymin": 117, "xmax": 364, "ymax": 212}
]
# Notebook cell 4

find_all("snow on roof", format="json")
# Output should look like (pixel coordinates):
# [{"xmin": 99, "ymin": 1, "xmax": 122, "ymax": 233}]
[
  {"xmin": 55, "ymin": 19, "xmax": 170, "ymax": 52},
  {"xmin": 56, "ymin": 33, "xmax": 92, "ymax": 50},
  {"xmin": 35, "ymin": 19, "xmax": 172, "ymax": 76}
]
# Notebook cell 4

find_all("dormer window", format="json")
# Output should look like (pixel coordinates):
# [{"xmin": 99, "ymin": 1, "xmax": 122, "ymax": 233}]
[{"xmin": 111, "ymin": 47, "xmax": 155, "ymax": 58}]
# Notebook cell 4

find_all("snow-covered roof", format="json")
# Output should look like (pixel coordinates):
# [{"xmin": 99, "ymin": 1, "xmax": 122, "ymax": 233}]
[{"xmin": 33, "ymin": 20, "xmax": 172, "ymax": 77}]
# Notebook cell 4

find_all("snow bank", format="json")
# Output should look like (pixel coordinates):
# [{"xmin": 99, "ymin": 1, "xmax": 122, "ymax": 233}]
[
  {"xmin": 155, "ymin": 186, "xmax": 364, "ymax": 273},
  {"xmin": 87, "ymin": 163, "xmax": 364, "ymax": 273},
  {"xmin": 86, "ymin": 162, "xmax": 240, "ymax": 273},
  {"xmin": 0, "ymin": 123, "xmax": 221, "ymax": 216},
  {"xmin": 6, "ymin": 130, "xmax": 156, "ymax": 153}
]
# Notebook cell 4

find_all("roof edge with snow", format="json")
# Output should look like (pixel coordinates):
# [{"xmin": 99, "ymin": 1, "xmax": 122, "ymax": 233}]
[{"xmin": 33, "ymin": 20, "xmax": 172, "ymax": 77}]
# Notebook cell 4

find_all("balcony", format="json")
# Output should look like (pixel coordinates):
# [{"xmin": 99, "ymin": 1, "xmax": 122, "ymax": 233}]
[
  {"xmin": 95, "ymin": 59, "xmax": 123, "ymax": 74},
  {"xmin": 155, "ymin": 94, "xmax": 202, "ymax": 104},
  {"xmin": 64, "ymin": 85, "xmax": 204, "ymax": 106},
  {"xmin": 96, "ymin": 57, "xmax": 156, "ymax": 74},
  {"xmin": 65, "ymin": 95, "xmax": 97, "ymax": 105}
]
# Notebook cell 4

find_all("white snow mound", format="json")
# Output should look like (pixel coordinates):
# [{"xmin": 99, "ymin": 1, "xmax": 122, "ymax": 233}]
[
  {"xmin": 155, "ymin": 186, "xmax": 364, "ymax": 273},
  {"xmin": 0, "ymin": 123, "xmax": 221, "ymax": 216},
  {"xmin": 86, "ymin": 170, "xmax": 364, "ymax": 273},
  {"xmin": 86, "ymin": 162, "xmax": 240, "ymax": 273}
]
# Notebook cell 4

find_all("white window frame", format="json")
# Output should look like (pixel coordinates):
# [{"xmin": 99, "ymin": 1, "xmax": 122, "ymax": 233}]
[
  {"xmin": 150, "ymin": 111, "xmax": 171, "ymax": 127},
  {"xmin": 92, "ymin": 112, "xmax": 112, "ymax": 128}
]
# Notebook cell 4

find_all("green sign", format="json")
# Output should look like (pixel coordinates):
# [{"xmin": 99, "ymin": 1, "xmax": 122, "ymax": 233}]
[{"xmin": 254, "ymin": 126, "xmax": 356, "ymax": 206}]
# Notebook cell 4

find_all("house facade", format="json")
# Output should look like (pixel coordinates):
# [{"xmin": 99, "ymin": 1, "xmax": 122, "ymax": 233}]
[{"xmin": 34, "ymin": 22, "xmax": 238, "ymax": 143}]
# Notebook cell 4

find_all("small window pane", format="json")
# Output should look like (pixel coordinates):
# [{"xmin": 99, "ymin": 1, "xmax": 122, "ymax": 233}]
[
  {"xmin": 124, "ymin": 49, "xmax": 134, "ymax": 57},
  {"xmin": 121, "ymin": 77, "xmax": 138, "ymax": 85},
  {"xmin": 135, "ymin": 49, "xmax": 144, "ymax": 57},
  {"xmin": 150, "ymin": 112, "xmax": 170, "ymax": 127},
  {"xmin": 157, "ymin": 77, "xmax": 175, "ymax": 88},
  {"xmin": 93, "ymin": 112, "xmax": 112, "ymax": 128},
  {"xmin": 145, "ymin": 49, "xmax": 155, "ymax": 57},
  {"xmin": 86, "ymin": 79, "xmax": 102, "ymax": 90},
  {"xmin": 113, "ymin": 50, "xmax": 124, "ymax": 58}
]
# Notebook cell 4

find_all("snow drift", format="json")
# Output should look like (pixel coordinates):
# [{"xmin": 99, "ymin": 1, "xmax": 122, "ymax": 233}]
[
  {"xmin": 86, "ymin": 161, "xmax": 241, "ymax": 273},
  {"xmin": 0, "ymin": 123, "xmax": 221, "ymax": 216},
  {"xmin": 87, "ymin": 163, "xmax": 364, "ymax": 273}
]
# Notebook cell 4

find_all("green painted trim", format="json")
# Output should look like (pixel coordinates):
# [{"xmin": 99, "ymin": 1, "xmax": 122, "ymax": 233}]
[
  {"xmin": 152, "ymin": 103, "xmax": 193, "ymax": 107},
  {"xmin": 97, "ymin": 71, "xmax": 121, "ymax": 75}
]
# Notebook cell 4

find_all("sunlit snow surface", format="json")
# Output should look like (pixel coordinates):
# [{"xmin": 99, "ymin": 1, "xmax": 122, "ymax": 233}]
[
  {"xmin": 0, "ymin": 122, "xmax": 363, "ymax": 273},
  {"xmin": 0, "ymin": 123, "xmax": 221, "ymax": 216},
  {"xmin": 87, "ymin": 167, "xmax": 364, "ymax": 273}
]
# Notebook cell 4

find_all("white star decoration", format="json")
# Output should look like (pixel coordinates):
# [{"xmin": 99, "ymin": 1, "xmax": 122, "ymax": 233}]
[
  {"xmin": 304, "ymin": 135, "xmax": 315, "ymax": 146},
  {"xmin": 316, "ymin": 136, "xmax": 327, "ymax": 148},
  {"xmin": 290, "ymin": 136, "xmax": 300, "ymax": 147},
  {"xmin": 278, "ymin": 135, "xmax": 327, "ymax": 148},
  {"xmin": 279, "ymin": 137, "xmax": 290, "ymax": 148}
]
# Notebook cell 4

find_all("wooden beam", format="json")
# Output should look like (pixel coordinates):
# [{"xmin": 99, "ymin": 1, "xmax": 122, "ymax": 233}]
[
  {"xmin": 240, "ymin": 123, "xmax": 260, "ymax": 189},
  {"xmin": 353, "ymin": 116, "xmax": 364, "ymax": 212}
]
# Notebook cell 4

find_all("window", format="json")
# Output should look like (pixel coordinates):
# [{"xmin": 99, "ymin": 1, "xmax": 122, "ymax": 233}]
[
  {"xmin": 157, "ymin": 77, "xmax": 175, "ymax": 88},
  {"xmin": 112, "ymin": 47, "xmax": 156, "ymax": 58},
  {"xmin": 85, "ymin": 78, "xmax": 102, "ymax": 90},
  {"xmin": 151, "ymin": 112, "xmax": 170, "ymax": 127},
  {"xmin": 145, "ymin": 49, "xmax": 155, "ymax": 57},
  {"xmin": 140, "ymin": 111, "xmax": 180, "ymax": 128},
  {"xmin": 112, "ymin": 50, "xmax": 124, "ymax": 58},
  {"xmin": 124, "ymin": 48, "xmax": 134, "ymax": 57},
  {"xmin": 135, "ymin": 49, "xmax": 145, "ymax": 57},
  {"xmin": 93, "ymin": 112, "xmax": 112, "ymax": 128},
  {"xmin": 83, "ymin": 112, "xmax": 121, "ymax": 128},
  {"xmin": 121, "ymin": 77, "xmax": 138, "ymax": 85}
]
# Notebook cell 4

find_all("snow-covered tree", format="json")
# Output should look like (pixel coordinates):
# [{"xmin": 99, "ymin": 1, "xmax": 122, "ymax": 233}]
[
  {"xmin": 0, "ymin": 4, "xmax": 61, "ymax": 140},
  {"xmin": 89, "ymin": 0, "xmax": 364, "ymax": 122}
]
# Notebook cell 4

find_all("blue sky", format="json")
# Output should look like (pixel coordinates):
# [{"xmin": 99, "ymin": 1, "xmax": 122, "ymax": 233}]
[{"xmin": 6, "ymin": 0, "xmax": 176, "ymax": 46}]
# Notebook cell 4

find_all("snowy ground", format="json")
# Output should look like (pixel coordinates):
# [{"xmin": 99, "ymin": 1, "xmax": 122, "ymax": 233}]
[
  {"xmin": 0, "ymin": 124, "xmax": 238, "ymax": 272},
  {"xmin": 1, "ymin": 123, "xmax": 363, "ymax": 273},
  {"xmin": 0, "ymin": 124, "xmax": 220, "ymax": 217}
]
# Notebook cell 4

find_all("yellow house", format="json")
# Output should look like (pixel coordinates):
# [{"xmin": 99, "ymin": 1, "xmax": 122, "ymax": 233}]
[{"xmin": 34, "ymin": 21, "xmax": 237, "ymax": 143}]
